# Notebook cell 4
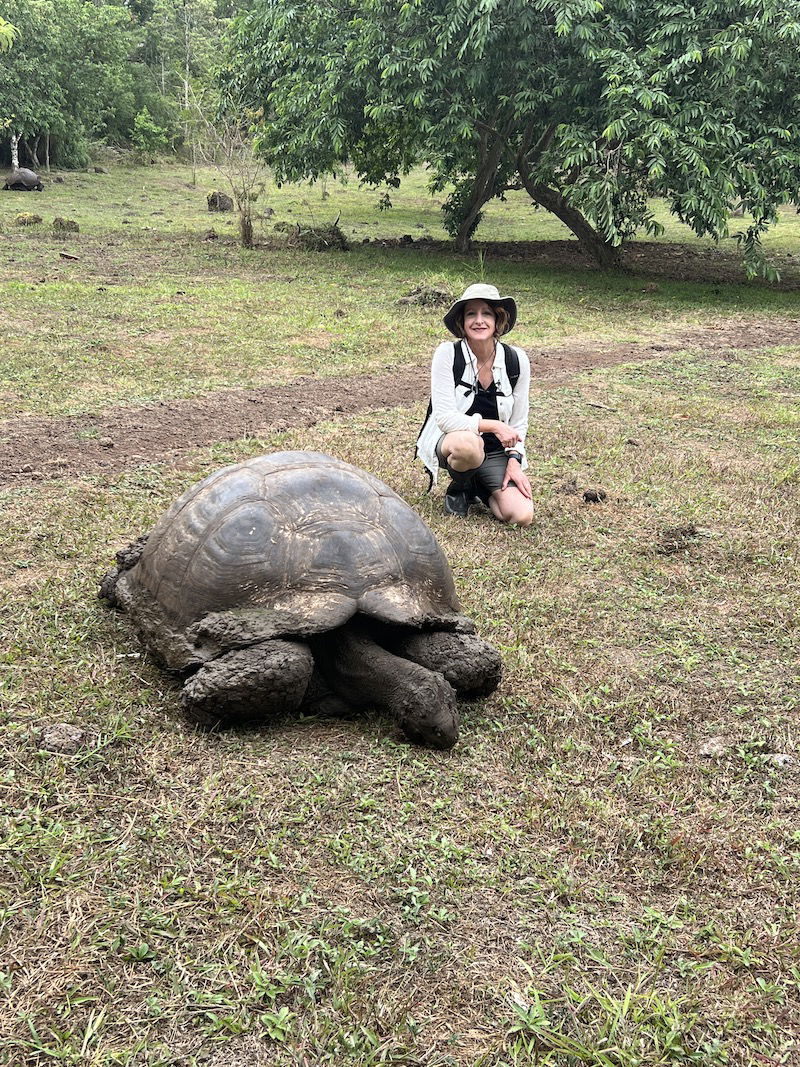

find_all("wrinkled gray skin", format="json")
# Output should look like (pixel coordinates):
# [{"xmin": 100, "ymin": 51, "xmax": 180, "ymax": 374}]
[
  {"xmin": 100, "ymin": 451, "xmax": 502, "ymax": 749},
  {"xmin": 312, "ymin": 623, "xmax": 460, "ymax": 750},
  {"xmin": 3, "ymin": 168, "xmax": 44, "ymax": 191},
  {"xmin": 389, "ymin": 631, "xmax": 502, "ymax": 699}
]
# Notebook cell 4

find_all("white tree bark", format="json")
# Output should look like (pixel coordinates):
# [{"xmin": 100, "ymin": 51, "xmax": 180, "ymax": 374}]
[{"xmin": 10, "ymin": 131, "xmax": 19, "ymax": 170}]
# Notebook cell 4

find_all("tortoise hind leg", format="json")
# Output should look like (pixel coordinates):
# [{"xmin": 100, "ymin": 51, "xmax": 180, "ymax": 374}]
[{"xmin": 182, "ymin": 639, "xmax": 314, "ymax": 727}]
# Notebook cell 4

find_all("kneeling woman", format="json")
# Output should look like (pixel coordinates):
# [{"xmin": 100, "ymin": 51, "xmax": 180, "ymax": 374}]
[{"xmin": 416, "ymin": 283, "xmax": 533, "ymax": 525}]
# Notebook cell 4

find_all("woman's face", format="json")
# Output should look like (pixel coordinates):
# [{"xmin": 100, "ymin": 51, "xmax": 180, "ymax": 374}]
[{"xmin": 462, "ymin": 300, "xmax": 496, "ymax": 346}]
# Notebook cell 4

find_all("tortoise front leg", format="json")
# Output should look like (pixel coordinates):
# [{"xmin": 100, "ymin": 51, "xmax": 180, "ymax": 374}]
[
  {"xmin": 313, "ymin": 625, "xmax": 459, "ymax": 750},
  {"xmin": 181, "ymin": 639, "xmax": 314, "ymax": 727}
]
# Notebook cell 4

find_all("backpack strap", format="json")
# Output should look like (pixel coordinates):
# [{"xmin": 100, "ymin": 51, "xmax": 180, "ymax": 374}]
[
  {"xmin": 501, "ymin": 342, "xmax": 520, "ymax": 389},
  {"xmin": 452, "ymin": 339, "xmax": 471, "ymax": 393},
  {"xmin": 455, "ymin": 339, "xmax": 519, "ymax": 391}
]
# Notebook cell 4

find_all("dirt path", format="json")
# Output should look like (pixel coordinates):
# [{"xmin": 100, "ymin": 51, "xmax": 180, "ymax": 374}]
[{"xmin": 1, "ymin": 319, "xmax": 797, "ymax": 485}]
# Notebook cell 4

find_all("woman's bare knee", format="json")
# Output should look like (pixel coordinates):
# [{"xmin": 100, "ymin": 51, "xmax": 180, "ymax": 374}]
[
  {"xmin": 490, "ymin": 489, "xmax": 534, "ymax": 526},
  {"xmin": 442, "ymin": 432, "xmax": 484, "ymax": 471}
]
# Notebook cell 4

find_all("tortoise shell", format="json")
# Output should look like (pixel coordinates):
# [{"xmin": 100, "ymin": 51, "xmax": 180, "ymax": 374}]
[
  {"xmin": 3, "ymin": 168, "xmax": 43, "ymax": 190},
  {"xmin": 114, "ymin": 451, "xmax": 463, "ymax": 669}
]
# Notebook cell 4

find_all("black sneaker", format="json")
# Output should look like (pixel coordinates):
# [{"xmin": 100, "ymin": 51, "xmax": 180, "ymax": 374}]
[
  {"xmin": 445, "ymin": 488, "xmax": 469, "ymax": 518},
  {"xmin": 443, "ymin": 481, "xmax": 473, "ymax": 517}
]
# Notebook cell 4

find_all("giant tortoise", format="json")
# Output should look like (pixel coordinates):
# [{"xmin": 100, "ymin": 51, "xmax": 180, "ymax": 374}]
[
  {"xmin": 3, "ymin": 168, "xmax": 44, "ymax": 191},
  {"xmin": 100, "ymin": 451, "xmax": 501, "ymax": 749}
]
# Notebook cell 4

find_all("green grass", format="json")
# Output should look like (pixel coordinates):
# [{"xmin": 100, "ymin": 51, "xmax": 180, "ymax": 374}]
[
  {"xmin": 4, "ymin": 160, "xmax": 800, "ymax": 252},
  {"xmin": 2, "ymin": 346, "xmax": 799, "ymax": 1065},
  {"xmin": 1, "ymin": 162, "xmax": 799, "ymax": 1066},
  {"xmin": 1, "ymin": 164, "xmax": 799, "ymax": 418}
]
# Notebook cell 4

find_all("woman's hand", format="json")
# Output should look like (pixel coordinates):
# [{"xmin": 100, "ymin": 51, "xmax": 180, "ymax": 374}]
[
  {"xmin": 482, "ymin": 420, "xmax": 521, "ymax": 448},
  {"xmin": 502, "ymin": 459, "xmax": 532, "ymax": 499}
]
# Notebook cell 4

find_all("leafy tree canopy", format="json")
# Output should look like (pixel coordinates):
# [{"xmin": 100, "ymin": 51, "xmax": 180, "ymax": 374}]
[
  {"xmin": 228, "ymin": 0, "xmax": 800, "ymax": 275},
  {"xmin": 0, "ymin": 0, "xmax": 139, "ymax": 165},
  {"xmin": 1, "ymin": 0, "xmax": 241, "ymax": 167},
  {"xmin": 0, "ymin": 15, "xmax": 16, "ymax": 51}
]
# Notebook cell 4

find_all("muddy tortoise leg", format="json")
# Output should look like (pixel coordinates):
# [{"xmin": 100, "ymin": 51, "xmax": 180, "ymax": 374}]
[
  {"xmin": 298, "ymin": 668, "xmax": 356, "ymax": 720},
  {"xmin": 313, "ymin": 625, "xmax": 458, "ymax": 750},
  {"xmin": 98, "ymin": 534, "xmax": 150, "ymax": 605},
  {"xmin": 181, "ymin": 639, "xmax": 314, "ymax": 727},
  {"xmin": 390, "ymin": 631, "xmax": 502, "ymax": 699}
]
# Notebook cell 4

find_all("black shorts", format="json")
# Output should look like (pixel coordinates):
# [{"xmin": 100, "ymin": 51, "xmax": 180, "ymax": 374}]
[{"xmin": 435, "ymin": 436, "xmax": 509, "ymax": 503}]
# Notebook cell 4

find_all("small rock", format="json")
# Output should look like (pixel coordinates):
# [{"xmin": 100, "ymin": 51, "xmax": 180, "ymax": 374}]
[
  {"xmin": 53, "ymin": 217, "xmax": 80, "ymax": 233},
  {"xmin": 699, "ymin": 736, "xmax": 728, "ymax": 758},
  {"xmin": 41, "ymin": 723, "xmax": 85, "ymax": 754},
  {"xmin": 99, "ymin": 437, "xmax": 114, "ymax": 449},
  {"xmin": 53, "ymin": 176, "xmax": 64, "ymax": 184},
  {"xmin": 625, "ymin": 438, "xmax": 641, "ymax": 447},
  {"xmin": 94, "ymin": 166, "xmax": 107, "ymax": 174},
  {"xmin": 764, "ymin": 753, "xmax": 795, "ymax": 768},
  {"xmin": 583, "ymin": 488, "xmax": 607, "ymax": 503},
  {"xmin": 207, "ymin": 190, "xmax": 234, "ymax": 212},
  {"xmin": 20, "ymin": 463, "xmax": 33, "ymax": 473}
]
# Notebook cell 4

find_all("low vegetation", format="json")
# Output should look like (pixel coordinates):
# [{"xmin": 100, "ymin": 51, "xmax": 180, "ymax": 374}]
[{"xmin": 0, "ymin": 165, "xmax": 798, "ymax": 1065}]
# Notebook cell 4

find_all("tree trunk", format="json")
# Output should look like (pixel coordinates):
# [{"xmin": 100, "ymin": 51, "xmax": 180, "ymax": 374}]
[
  {"xmin": 45, "ymin": 132, "xmax": 50, "ymax": 172},
  {"xmin": 453, "ymin": 181, "xmax": 494, "ymax": 252},
  {"xmin": 10, "ymin": 131, "xmax": 19, "ymax": 170},
  {"xmin": 21, "ymin": 135, "xmax": 41, "ymax": 169},
  {"xmin": 516, "ymin": 144, "xmax": 623, "ymax": 269},
  {"xmin": 239, "ymin": 208, "xmax": 253, "ymax": 249},
  {"xmin": 453, "ymin": 134, "xmax": 506, "ymax": 252},
  {"xmin": 521, "ymin": 176, "xmax": 623, "ymax": 269},
  {"xmin": 183, "ymin": 0, "xmax": 191, "ymax": 110}
]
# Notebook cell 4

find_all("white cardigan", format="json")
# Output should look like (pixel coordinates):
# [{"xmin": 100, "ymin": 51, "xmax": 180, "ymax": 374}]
[{"xmin": 416, "ymin": 339, "xmax": 531, "ymax": 484}]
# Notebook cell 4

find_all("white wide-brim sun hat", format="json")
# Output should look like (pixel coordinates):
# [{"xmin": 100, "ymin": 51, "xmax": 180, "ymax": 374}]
[{"xmin": 443, "ymin": 283, "xmax": 517, "ymax": 337}]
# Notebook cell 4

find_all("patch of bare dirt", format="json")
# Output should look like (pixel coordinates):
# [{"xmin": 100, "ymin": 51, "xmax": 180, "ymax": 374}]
[
  {"xmin": 0, "ymin": 318, "xmax": 797, "ymax": 485},
  {"xmin": 376, "ymin": 237, "xmax": 800, "ymax": 287}
]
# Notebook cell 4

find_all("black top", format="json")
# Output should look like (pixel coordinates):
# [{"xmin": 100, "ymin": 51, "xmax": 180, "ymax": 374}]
[{"xmin": 467, "ymin": 382, "xmax": 503, "ymax": 454}]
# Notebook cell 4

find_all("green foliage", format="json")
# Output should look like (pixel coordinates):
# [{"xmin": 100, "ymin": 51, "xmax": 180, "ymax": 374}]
[
  {"xmin": 131, "ymin": 106, "xmax": 170, "ymax": 160},
  {"xmin": 0, "ymin": 0, "xmax": 236, "ymax": 165},
  {"xmin": 229, "ymin": 0, "xmax": 800, "ymax": 275},
  {"xmin": 0, "ymin": 14, "xmax": 16, "ymax": 52},
  {"xmin": 0, "ymin": 0, "xmax": 136, "ymax": 164},
  {"xmin": 137, "ymin": 0, "xmax": 223, "ymax": 107}
]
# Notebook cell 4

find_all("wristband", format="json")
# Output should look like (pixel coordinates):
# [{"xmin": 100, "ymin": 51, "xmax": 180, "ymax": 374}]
[{"xmin": 506, "ymin": 451, "xmax": 523, "ymax": 463}]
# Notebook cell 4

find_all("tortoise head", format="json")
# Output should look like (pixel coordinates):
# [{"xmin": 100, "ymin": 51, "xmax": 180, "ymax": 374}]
[{"xmin": 396, "ymin": 673, "xmax": 459, "ymax": 750}]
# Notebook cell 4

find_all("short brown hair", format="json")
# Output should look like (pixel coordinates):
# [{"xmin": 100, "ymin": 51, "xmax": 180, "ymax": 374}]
[{"xmin": 455, "ymin": 303, "xmax": 510, "ymax": 339}]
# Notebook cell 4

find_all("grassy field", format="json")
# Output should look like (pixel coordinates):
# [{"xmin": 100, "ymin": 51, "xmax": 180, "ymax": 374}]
[{"xmin": 1, "ymin": 165, "xmax": 799, "ymax": 1066}]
